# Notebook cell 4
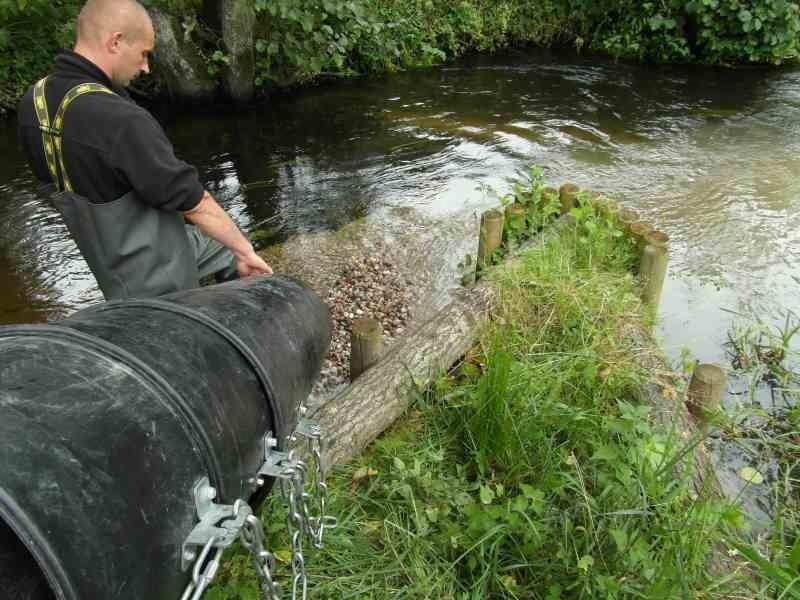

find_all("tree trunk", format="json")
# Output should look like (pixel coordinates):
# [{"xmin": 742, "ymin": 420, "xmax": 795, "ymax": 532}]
[
  {"xmin": 150, "ymin": 8, "xmax": 217, "ymax": 104},
  {"xmin": 220, "ymin": 0, "xmax": 256, "ymax": 104}
]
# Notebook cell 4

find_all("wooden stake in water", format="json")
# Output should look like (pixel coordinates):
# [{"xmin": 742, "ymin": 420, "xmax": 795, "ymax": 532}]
[
  {"xmin": 559, "ymin": 183, "xmax": 580, "ymax": 215},
  {"xmin": 639, "ymin": 242, "xmax": 668, "ymax": 309},
  {"xmin": 350, "ymin": 318, "xmax": 384, "ymax": 380},
  {"xmin": 687, "ymin": 363, "xmax": 727, "ymax": 419},
  {"xmin": 629, "ymin": 221, "xmax": 654, "ymax": 252},
  {"xmin": 617, "ymin": 208, "xmax": 640, "ymax": 233},
  {"xmin": 477, "ymin": 209, "xmax": 504, "ymax": 271},
  {"xmin": 645, "ymin": 229, "xmax": 669, "ymax": 251}
]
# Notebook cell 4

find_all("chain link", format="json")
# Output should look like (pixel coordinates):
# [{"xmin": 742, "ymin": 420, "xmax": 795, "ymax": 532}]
[
  {"xmin": 306, "ymin": 434, "xmax": 337, "ymax": 548},
  {"xmin": 180, "ymin": 537, "xmax": 224, "ymax": 600},
  {"xmin": 291, "ymin": 418, "xmax": 337, "ymax": 549},
  {"xmin": 240, "ymin": 514, "xmax": 282, "ymax": 600},
  {"xmin": 279, "ymin": 461, "xmax": 309, "ymax": 600}
]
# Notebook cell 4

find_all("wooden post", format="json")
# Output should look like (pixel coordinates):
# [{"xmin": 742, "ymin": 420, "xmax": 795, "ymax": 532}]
[
  {"xmin": 350, "ymin": 318, "xmax": 384, "ymax": 380},
  {"xmin": 617, "ymin": 208, "xmax": 640, "ymax": 233},
  {"xmin": 687, "ymin": 364, "xmax": 727, "ymax": 419},
  {"xmin": 477, "ymin": 209, "xmax": 504, "ymax": 271},
  {"xmin": 639, "ymin": 243, "xmax": 668, "ymax": 309},
  {"xmin": 629, "ymin": 221, "xmax": 654, "ymax": 252},
  {"xmin": 559, "ymin": 183, "xmax": 580, "ymax": 215},
  {"xmin": 601, "ymin": 199, "xmax": 620, "ymax": 218},
  {"xmin": 645, "ymin": 230, "xmax": 669, "ymax": 250},
  {"xmin": 505, "ymin": 202, "xmax": 527, "ymax": 241}
]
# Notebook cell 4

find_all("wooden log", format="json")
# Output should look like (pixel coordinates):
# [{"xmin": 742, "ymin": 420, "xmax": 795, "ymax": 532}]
[
  {"xmin": 639, "ymin": 243, "xmax": 668, "ymax": 309},
  {"xmin": 687, "ymin": 364, "xmax": 727, "ymax": 419},
  {"xmin": 476, "ymin": 209, "xmax": 504, "ymax": 271},
  {"xmin": 559, "ymin": 183, "xmax": 580, "ymax": 215},
  {"xmin": 313, "ymin": 290, "xmax": 485, "ymax": 470},
  {"xmin": 350, "ymin": 318, "xmax": 384, "ymax": 380}
]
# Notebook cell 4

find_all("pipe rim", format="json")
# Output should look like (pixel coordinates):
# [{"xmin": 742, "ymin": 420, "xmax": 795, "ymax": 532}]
[{"xmin": 0, "ymin": 487, "xmax": 74, "ymax": 600}]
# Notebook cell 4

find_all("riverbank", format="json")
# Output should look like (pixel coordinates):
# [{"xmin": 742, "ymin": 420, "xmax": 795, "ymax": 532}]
[
  {"xmin": 206, "ymin": 178, "xmax": 766, "ymax": 598},
  {"xmin": 3, "ymin": 0, "xmax": 799, "ymax": 112}
]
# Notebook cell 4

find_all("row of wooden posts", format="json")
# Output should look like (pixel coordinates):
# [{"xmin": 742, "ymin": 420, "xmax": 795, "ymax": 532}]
[
  {"xmin": 348, "ymin": 183, "xmax": 726, "ymax": 420},
  {"xmin": 476, "ymin": 183, "xmax": 670, "ymax": 307}
]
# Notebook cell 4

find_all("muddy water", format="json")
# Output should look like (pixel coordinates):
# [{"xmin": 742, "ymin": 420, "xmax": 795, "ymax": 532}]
[{"xmin": 1, "ymin": 49, "xmax": 798, "ymax": 370}]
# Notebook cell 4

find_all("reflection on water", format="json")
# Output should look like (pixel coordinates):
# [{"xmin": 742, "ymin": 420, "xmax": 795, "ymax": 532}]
[{"xmin": 1, "ymin": 48, "xmax": 798, "ymax": 369}]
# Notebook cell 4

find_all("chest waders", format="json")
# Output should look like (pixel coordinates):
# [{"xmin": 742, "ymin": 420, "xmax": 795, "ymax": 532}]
[{"xmin": 33, "ymin": 77, "xmax": 199, "ymax": 301}]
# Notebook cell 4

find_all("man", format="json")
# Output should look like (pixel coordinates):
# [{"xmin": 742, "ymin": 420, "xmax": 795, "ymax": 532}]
[{"xmin": 17, "ymin": 0, "xmax": 272, "ymax": 301}]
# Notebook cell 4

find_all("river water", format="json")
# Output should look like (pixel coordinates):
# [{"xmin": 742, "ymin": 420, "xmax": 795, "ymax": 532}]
[{"xmin": 2, "ymin": 48, "xmax": 799, "ymax": 370}]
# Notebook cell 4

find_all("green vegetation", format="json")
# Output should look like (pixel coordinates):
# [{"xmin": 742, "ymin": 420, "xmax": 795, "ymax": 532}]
[
  {"xmin": 0, "ymin": 0, "xmax": 77, "ymax": 108},
  {"xmin": 2, "ymin": 0, "xmax": 800, "ymax": 110},
  {"xmin": 723, "ymin": 309, "xmax": 800, "ymax": 598},
  {"xmin": 207, "ymin": 175, "xmax": 754, "ymax": 598}
]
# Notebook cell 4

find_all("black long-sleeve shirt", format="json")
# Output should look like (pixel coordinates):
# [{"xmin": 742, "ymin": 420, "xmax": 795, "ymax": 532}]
[{"xmin": 17, "ymin": 50, "xmax": 202, "ymax": 212}]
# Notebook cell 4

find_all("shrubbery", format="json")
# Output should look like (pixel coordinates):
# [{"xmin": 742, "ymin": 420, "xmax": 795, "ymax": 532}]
[{"xmin": 2, "ymin": 0, "xmax": 799, "ymax": 110}]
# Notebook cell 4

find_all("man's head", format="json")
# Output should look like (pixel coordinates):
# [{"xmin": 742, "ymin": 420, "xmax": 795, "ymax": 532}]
[{"xmin": 74, "ymin": 0, "xmax": 154, "ymax": 88}]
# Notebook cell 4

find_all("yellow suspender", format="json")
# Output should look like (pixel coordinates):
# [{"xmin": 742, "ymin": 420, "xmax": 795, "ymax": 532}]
[{"xmin": 32, "ymin": 78, "xmax": 115, "ymax": 192}]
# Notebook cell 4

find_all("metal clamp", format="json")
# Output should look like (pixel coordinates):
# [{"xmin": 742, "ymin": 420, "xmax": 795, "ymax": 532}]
[
  {"xmin": 293, "ymin": 418, "xmax": 321, "ymax": 440},
  {"xmin": 181, "ymin": 477, "xmax": 253, "ymax": 570}
]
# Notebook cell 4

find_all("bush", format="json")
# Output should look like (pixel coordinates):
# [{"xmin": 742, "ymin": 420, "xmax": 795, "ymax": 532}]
[
  {"xmin": 0, "ymin": 0, "xmax": 80, "ymax": 106},
  {"xmin": 2, "ymin": 0, "xmax": 798, "ymax": 111},
  {"xmin": 570, "ymin": 0, "xmax": 800, "ymax": 64}
]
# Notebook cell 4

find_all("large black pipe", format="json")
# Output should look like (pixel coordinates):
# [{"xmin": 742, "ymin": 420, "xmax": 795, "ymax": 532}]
[{"xmin": 0, "ymin": 276, "xmax": 330, "ymax": 599}]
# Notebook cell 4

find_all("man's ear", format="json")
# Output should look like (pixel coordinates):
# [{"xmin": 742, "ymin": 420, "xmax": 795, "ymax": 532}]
[{"xmin": 107, "ymin": 31, "xmax": 124, "ymax": 54}]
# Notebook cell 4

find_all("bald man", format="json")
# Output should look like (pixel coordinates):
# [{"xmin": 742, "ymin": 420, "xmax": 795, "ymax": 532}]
[{"xmin": 17, "ymin": 0, "xmax": 272, "ymax": 301}]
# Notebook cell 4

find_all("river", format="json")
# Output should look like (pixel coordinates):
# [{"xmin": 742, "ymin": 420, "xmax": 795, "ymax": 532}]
[{"xmin": 2, "ymin": 48, "xmax": 799, "ymax": 374}]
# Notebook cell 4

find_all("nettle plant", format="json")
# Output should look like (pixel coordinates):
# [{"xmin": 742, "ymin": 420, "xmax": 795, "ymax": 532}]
[
  {"xmin": 686, "ymin": 0, "xmax": 800, "ymax": 64},
  {"xmin": 252, "ymin": 0, "xmax": 390, "ymax": 86},
  {"xmin": 569, "ymin": 0, "xmax": 800, "ymax": 64}
]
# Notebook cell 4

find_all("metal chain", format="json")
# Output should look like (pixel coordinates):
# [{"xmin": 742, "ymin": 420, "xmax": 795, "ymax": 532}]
[
  {"xmin": 291, "ymin": 421, "xmax": 337, "ymax": 549},
  {"xmin": 239, "ymin": 514, "xmax": 282, "ymax": 600},
  {"xmin": 279, "ymin": 461, "xmax": 309, "ymax": 600},
  {"xmin": 180, "ymin": 537, "xmax": 224, "ymax": 600},
  {"xmin": 307, "ymin": 433, "xmax": 336, "ymax": 548}
]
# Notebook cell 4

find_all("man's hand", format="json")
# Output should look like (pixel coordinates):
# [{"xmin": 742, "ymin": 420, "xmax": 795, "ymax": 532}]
[
  {"xmin": 235, "ymin": 249, "xmax": 273, "ymax": 277},
  {"xmin": 184, "ymin": 191, "xmax": 274, "ymax": 278}
]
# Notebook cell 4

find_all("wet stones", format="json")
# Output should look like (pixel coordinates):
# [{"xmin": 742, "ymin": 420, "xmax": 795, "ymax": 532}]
[{"xmin": 319, "ymin": 255, "xmax": 412, "ymax": 387}]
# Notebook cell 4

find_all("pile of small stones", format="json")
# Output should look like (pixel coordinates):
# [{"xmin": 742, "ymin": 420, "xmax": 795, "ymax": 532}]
[{"xmin": 318, "ymin": 255, "xmax": 412, "ymax": 387}]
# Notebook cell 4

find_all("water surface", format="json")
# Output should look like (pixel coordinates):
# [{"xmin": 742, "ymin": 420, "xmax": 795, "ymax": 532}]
[{"xmin": 2, "ymin": 49, "xmax": 798, "ymax": 372}]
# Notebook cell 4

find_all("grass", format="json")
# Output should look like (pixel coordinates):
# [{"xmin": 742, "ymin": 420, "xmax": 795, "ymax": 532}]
[{"xmin": 208, "ymin": 178, "xmax": 752, "ymax": 598}]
